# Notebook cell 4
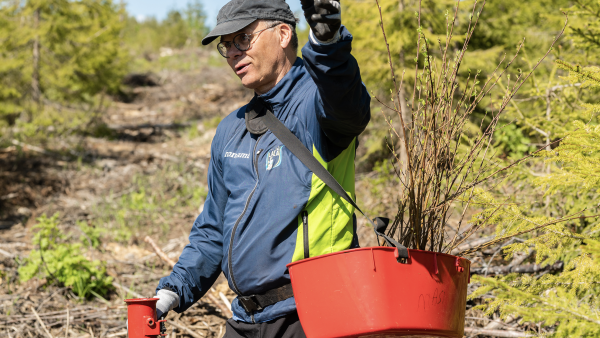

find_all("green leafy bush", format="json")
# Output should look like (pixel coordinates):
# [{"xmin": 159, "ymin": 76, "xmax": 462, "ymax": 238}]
[
  {"xmin": 494, "ymin": 123, "xmax": 535, "ymax": 159},
  {"xmin": 18, "ymin": 213, "xmax": 113, "ymax": 299}
]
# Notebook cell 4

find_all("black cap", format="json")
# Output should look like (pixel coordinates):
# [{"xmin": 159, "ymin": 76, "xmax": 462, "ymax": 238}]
[{"xmin": 202, "ymin": 0, "xmax": 297, "ymax": 45}]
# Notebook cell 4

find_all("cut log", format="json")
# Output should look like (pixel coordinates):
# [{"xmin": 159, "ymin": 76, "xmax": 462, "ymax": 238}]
[
  {"xmin": 464, "ymin": 327, "xmax": 535, "ymax": 337},
  {"xmin": 107, "ymin": 122, "xmax": 190, "ymax": 131},
  {"xmin": 471, "ymin": 261, "xmax": 563, "ymax": 275},
  {"xmin": 451, "ymin": 236, "xmax": 494, "ymax": 255}
]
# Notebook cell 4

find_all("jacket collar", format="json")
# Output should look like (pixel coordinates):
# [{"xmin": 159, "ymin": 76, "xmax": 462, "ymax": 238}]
[
  {"xmin": 257, "ymin": 57, "xmax": 305, "ymax": 114},
  {"xmin": 245, "ymin": 57, "xmax": 305, "ymax": 135}
]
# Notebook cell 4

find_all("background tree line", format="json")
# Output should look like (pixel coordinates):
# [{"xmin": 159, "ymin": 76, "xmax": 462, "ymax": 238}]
[{"xmin": 0, "ymin": 0, "xmax": 208, "ymax": 143}]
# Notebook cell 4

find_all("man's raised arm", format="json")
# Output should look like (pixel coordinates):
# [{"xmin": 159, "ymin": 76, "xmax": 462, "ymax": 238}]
[{"xmin": 301, "ymin": 0, "xmax": 371, "ymax": 148}]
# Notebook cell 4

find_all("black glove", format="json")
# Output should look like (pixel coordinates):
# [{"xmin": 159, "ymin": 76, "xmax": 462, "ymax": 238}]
[{"xmin": 301, "ymin": 0, "xmax": 341, "ymax": 42}]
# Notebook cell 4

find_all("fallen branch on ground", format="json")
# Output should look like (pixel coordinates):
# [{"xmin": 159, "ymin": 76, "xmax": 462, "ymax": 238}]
[
  {"xmin": 463, "ymin": 327, "xmax": 535, "ymax": 337},
  {"xmin": 471, "ymin": 261, "xmax": 564, "ymax": 276},
  {"xmin": 205, "ymin": 293, "xmax": 233, "ymax": 318},
  {"xmin": 144, "ymin": 236, "xmax": 177, "ymax": 268},
  {"xmin": 32, "ymin": 306, "xmax": 54, "ymax": 338},
  {"xmin": 112, "ymin": 281, "xmax": 145, "ymax": 299},
  {"xmin": 167, "ymin": 320, "xmax": 205, "ymax": 338},
  {"xmin": 107, "ymin": 122, "xmax": 190, "ymax": 131},
  {"xmin": 0, "ymin": 306, "xmax": 126, "ymax": 325}
]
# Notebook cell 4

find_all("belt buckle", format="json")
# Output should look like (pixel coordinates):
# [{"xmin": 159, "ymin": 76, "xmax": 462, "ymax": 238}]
[{"xmin": 239, "ymin": 295, "xmax": 262, "ymax": 313}]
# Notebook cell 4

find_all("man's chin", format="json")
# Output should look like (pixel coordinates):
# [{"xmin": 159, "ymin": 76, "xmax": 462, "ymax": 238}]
[{"xmin": 240, "ymin": 76, "xmax": 259, "ymax": 90}]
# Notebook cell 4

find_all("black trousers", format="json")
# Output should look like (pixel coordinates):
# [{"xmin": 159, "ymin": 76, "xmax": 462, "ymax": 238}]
[{"xmin": 223, "ymin": 312, "xmax": 307, "ymax": 338}]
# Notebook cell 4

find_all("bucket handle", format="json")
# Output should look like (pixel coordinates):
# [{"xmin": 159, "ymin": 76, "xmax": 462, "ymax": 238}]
[{"xmin": 373, "ymin": 218, "xmax": 409, "ymax": 263}]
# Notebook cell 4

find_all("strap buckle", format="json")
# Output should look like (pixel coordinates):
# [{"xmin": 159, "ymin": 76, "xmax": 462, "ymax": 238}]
[{"xmin": 239, "ymin": 295, "xmax": 262, "ymax": 312}]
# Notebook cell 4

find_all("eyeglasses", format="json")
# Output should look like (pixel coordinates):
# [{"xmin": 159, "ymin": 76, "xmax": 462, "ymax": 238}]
[{"xmin": 217, "ymin": 23, "xmax": 281, "ymax": 58}]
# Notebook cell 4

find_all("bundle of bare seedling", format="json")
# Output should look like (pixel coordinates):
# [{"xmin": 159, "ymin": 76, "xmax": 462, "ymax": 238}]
[{"xmin": 374, "ymin": 0, "xmax": 573, "ymax": 254}]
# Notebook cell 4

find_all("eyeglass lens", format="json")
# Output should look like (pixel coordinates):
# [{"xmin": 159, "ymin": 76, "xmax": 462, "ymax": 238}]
[{"xmin": 217, "ymin": 34, "xmax": 252, "ymax": 57}]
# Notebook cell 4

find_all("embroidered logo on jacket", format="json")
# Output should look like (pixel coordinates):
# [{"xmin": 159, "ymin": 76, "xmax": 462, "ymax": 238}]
[
  {"xmin": 266, "ymin": 146, "xmax": 283, "ymax": 170},
  {"xmin": 225, "ymin": 152, "xmax": 250, "ymax": 159}
]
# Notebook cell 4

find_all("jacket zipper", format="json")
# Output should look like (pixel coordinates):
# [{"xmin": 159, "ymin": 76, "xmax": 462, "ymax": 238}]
[
  {"xmin": 302, "ymin": 211, "xmax": 309, "ymax": 259},
  {"xmin": 228, "ymin": 135, "xmax": 263, "ymax": 298}
]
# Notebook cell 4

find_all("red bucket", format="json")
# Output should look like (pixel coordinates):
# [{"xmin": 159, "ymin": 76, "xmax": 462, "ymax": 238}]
[{"xmin": 287, "ymin": 247, "xmax": 470, "ymax": 338}]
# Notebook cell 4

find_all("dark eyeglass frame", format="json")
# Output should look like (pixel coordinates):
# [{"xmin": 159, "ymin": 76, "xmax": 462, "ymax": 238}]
[{"xmin": 217, "ymin": 23, "xmax": 281, "ymax": 58}]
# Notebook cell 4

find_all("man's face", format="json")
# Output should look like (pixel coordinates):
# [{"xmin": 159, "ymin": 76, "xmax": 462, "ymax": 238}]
[{"xmin": 220, "ymin": 21, "xmax": 284, "ymax": 93}]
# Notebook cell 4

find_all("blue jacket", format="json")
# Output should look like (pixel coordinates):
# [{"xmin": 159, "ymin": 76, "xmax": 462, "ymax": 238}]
[{"xmin": 157, "ymin": 26, "xmax": 370, "ymax": 323}]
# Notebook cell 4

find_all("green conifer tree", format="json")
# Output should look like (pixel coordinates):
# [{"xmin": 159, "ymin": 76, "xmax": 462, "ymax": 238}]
[
  {"xmin": 472, "ymin": 2, "xmax": 600, "ymax": 335},
  {"xmin": 0, "ymin": 0, "xmax": 128, "ymax": 133}
]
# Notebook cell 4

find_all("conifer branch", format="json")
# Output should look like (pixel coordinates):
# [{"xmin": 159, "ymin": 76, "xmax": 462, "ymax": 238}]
[{"xmin": 460, "ymin": 214, "xmax": 600, "ymax": 255}]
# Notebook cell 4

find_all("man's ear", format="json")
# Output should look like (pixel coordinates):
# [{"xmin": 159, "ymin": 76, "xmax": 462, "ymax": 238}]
[{"xmin": 278, "ymin": 24, "xmax": 292, "ymax": 49}]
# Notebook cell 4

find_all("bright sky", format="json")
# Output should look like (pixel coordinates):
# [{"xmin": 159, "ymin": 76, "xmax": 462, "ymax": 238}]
[{"xmin": 125, "ymin": 0, "xmax": 304, "ymax": 28}]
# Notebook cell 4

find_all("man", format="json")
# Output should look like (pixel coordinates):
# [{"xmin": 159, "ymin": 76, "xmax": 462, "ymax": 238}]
[{"xmin": 154, "ymin": 0, "xmax": 370, "ymax": 336}]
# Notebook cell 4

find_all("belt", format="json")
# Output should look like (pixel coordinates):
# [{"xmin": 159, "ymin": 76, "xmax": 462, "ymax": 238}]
[{"xmin": 238, "ymin": 283, "xmax": 294, "ymax": 313}]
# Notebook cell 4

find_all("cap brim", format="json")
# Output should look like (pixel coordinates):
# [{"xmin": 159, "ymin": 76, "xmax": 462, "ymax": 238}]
[{"xmin": 202, "ymin": 18, "xmax": 257, "ymax": 45}]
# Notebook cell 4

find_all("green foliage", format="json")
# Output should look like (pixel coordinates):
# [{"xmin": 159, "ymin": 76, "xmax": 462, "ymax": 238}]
[
  {"xmin": 351, "ymin": 0, "xmax": 600, "ymax": 332},
  {"xmin": 0, "ymin": 0, "xmax": 128, "ymax": 119},
  {"xmin": 121, "ymin": 1, "xmax": 208, "ymax": 57},
  {"xmin": 91, "ymin": 163, "xmax": 208, "ymax": 242},
  {"xmin": 494, "ymin": 123, "xmax": 535, "ymax": 159},
  {"xmin": 78, "ymin": 220, "xmax": 104, "ymax": 249},
  {"xmin": 471, "ymin": 239, "xmax": 600, "ymax": 337},
  {"xmin": 569, "ymin": 0, "xmax": 600, "ymax": 52},
  {"xmin": 203, "ymin": 116, "xmax": 223, "ymax": 129},
  {"xmin": 18, "ymin": 214, "xmax": 113, "ymax": 299},
  {"xmin": 344, "ymin": 0, "xmax": 572, "ymax": 91},
  {"xmin": 472, "ymin": 34, "xmax": 600, "ymax": 336}
]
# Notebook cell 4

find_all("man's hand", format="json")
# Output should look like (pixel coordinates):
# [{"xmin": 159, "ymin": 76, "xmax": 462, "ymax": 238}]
[
  {"xmin": 301, "ymin": 0, "xmax": 341, "ymax": 42},
  {"xmin": 156, "ymin": 288, "xmax": 179, "ymax": 319}
]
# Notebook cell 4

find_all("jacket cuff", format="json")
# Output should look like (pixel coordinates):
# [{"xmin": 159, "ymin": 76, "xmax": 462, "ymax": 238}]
[{"xmin": 309, "ymin": 28, "xmax": 341, "ymax": 45}]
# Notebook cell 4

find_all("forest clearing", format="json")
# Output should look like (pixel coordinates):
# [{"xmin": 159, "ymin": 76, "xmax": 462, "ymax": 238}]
[{"xmin": 1, "ymin": 0, "xmax": 600, "ymax": 337}]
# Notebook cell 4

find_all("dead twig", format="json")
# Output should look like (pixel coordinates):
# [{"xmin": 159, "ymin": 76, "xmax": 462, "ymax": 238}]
[
  {"xmin": 112, "ymin": 281, "xmax": 145, "ymax": 299},
  {"xmin": 205, "ymin": 293, "xmax": 233, "ymax": 318},
  {"xmin": 65, "ymin": 307, "xmax": 69, "ymax": 338},
  {"xmin": 144, "ymin": 236, "xmax": 176, "ymax": 268},
  {"xmin": 31, "ymin": 306, "xmax": 53, "ymax": 338},
  {"xmin": 0, "ymin": 248, "xmax": 15, "ymax": 258},
  {"xmin": 460, "ymin": 213, "xmax": 600, "ymax": 255},
  {"xmin": 167, "ymin": 320, "xmax": 205, "ymax": 338},
  {"xmin": 218, "ymin": 292, "xmax": 232, "ymax": 312},
  {"xmin": 450, "ymin": 236, "xmax": 494, "ymax": 255}
]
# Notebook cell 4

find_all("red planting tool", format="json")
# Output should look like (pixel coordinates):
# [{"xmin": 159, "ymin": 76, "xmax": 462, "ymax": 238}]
[{"xmin": 125, "ymin": 298, "xmax": 167, "ymax": 338}]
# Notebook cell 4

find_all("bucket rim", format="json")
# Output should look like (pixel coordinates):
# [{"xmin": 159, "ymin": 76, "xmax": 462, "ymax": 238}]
[
  {"xmin": 124, "ymin": 298, "xmax": 159, "ymax": 304},
  {"xmin": 286, "ymin": 246, "xmax": 471, "ymax": 268}
]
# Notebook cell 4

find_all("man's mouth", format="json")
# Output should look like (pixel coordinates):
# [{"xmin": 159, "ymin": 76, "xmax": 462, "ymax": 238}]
[{"xmin": 235, "ymin": 63, "xmax": 250, "ymax": 75}]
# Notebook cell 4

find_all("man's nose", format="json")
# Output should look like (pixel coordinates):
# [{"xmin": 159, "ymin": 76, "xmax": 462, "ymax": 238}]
[{"xmin": 227, "ymin": 45, "xmax": 242, "ymax": 59}]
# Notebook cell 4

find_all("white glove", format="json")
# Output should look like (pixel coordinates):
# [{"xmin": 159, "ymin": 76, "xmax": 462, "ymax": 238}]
[{"xmin": 156, "ymin": 289, "xmax": 180, "ymax": 319}]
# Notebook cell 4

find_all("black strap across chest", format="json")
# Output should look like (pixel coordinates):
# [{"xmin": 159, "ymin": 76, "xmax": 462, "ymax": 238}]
[
  {"xmin": 260, "ymin": 109, "xmax": 408, "ymax": 259},
  {"xmin": 236, "ymin": 99, "xmax": 409, "ymax": 315}
]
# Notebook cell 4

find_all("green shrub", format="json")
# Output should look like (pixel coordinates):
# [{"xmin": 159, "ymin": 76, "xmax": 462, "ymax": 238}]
[{"xmin": 18, "ymin": 214, "xmax": 113, "ymax": 299}]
